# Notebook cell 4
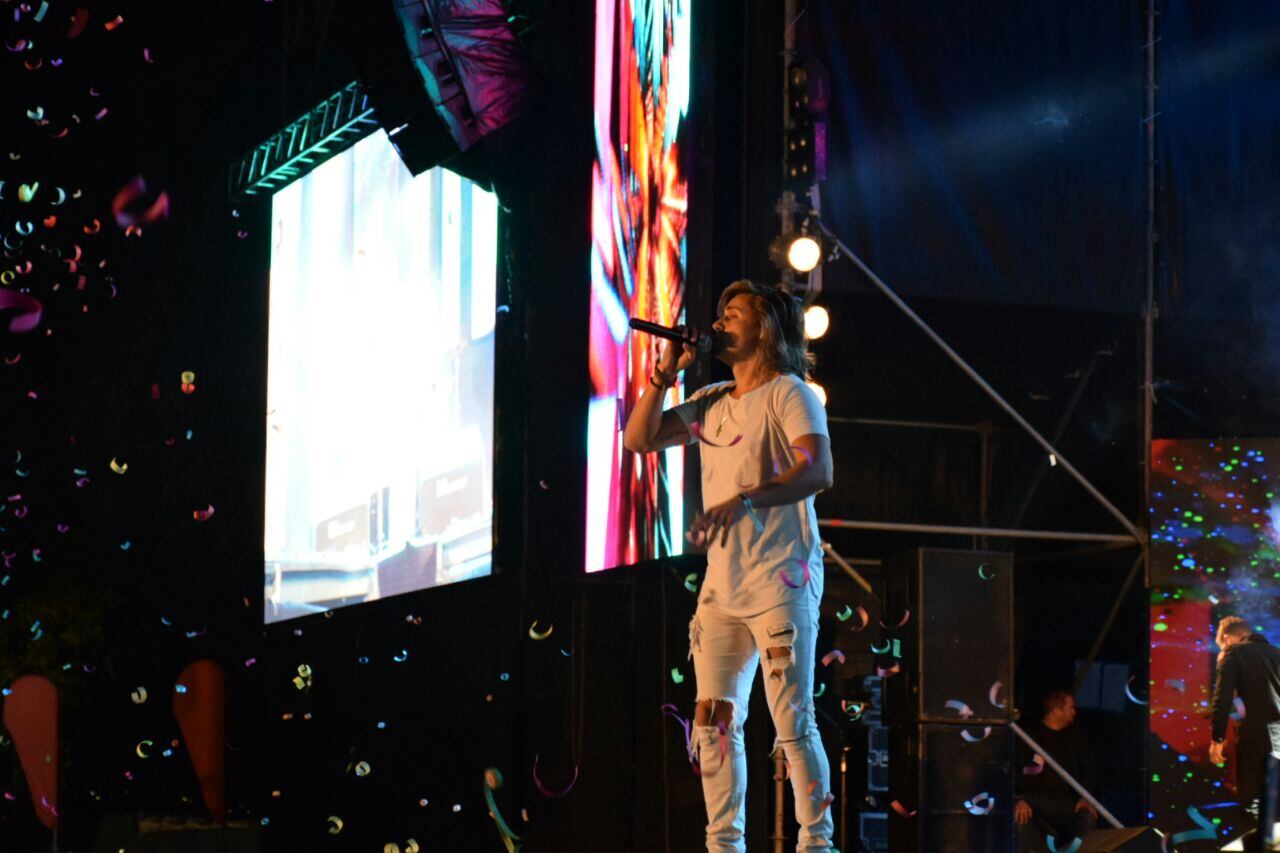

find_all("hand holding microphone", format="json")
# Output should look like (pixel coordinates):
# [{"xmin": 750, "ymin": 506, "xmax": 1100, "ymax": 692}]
[{"xmin": 629, "ymin": 318, "xmax": 715, "ymax": 386}]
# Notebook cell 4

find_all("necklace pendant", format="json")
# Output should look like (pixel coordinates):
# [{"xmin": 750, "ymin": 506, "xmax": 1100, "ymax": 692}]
[{"xmin": 715, "ymin": 421, "xmax": 724, "ymax": 437}]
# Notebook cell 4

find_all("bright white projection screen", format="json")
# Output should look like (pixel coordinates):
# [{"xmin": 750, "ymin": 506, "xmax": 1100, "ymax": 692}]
[{"xmin": 264, "ymin": 129, "xmax": 498, "ymax": 624}]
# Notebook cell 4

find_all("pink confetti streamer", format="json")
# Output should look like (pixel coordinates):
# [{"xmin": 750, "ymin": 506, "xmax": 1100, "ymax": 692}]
[
  {"xmin": 689, "ymin": 421, "xmax": 742, "ymax": 448},
  {"xmin": 879, "ymin": 609, "xmax": 911, "ymax": 629},
  {"xmin": 531, "ymin": 755, "xmax": 579, "ymax": 798},
  {"xmin": 779, "ymin": 559, "xmax": 810, "ymax": 589}
]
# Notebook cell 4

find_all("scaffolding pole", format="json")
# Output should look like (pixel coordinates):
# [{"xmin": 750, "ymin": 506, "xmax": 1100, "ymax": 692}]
[
  {"xmin": 819, "ymin": 518, "xmax": 1137, "ymax": 545},
  {"xmin": 820, "ymin": 224, "xmax": 1143, "ymax": 544}
]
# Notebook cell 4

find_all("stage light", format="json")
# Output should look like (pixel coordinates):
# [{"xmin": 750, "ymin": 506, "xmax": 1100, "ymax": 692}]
[
  {"xmin": 807, "ymin": 381, "xmax": 828, "ymax": 406},
  {"xmin": 788, "ymin": 235, "xmax": 822, "ymax": 272},
  {"xmin": 769, "ymin": 230, "xmax": 824, "ymax": 273},
  {"xmin": 804, "ymin": 305, "xmax": 830, "ymax": 340}
]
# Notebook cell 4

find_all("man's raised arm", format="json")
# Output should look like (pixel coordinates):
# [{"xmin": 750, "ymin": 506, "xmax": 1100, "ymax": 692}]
[{"xmin": 623, "ymin": 335, "xmax": 698, "ymax": 453}]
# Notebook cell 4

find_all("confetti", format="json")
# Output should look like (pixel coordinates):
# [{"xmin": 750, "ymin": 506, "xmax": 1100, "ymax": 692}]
[
  {"xmin": 135, "ymin": 739, "xmax": 153, "ymax": 758},
  {"xmin": 964, "ymin": 791, "xmax": 994, "ymax": 815},
  {"xmin": 977, "ymin": 563, "xmax": 996, "ymax": 580},
  {"xmin": 193, "ymin": 504, "xmax": 215, "ymax": 522},
  {"xmin": 944, "ymin": 699, "xmax": 974, "ymax": 719},
  {"xmin": 684, "ymin": 572, "xmax": 698, "ymax": 593},
  {"xmin": 130, "ymin": 687, "xmax": 147, "ymax": 704},
  {"xmin": 988, "ymin": 681, "xmax": 1007, "ymax": 709},
  {"xmin": 960, "ymin": 727, "xmax": 992, "ymax": 743},
  {"xmin": 354, "ymin": 761, "xmax": 371, "ymax": 777},
  {"xmin": 109, "ymin": 458, "xmax": 127, "ymax": 474},
  {"xmin": 880, "ymin": 609, "xmax": 911, "ymax": 629},
  {"xmin": 820, "ymin": 649, "xmax": 845, "ymax": 667},
  {"xmin": 528, "ymin": 620, "xmax": 553, "ymax": 640},
  {"xmin": 0, "ymin": 290, "xmax": 43, "ymax": 333},
  {"xmin": 111, "ymin": 176, "xmax": 169, "ymax": 229},
  {"xmin": 1169, "ymin": 805, "xmax": 1217, "ymax": 845},
  {"xmin": 689, "ymin": 421, "xmax": 742, "ymax": 448},
  {"xmin": 326, "ymin": 816, "xmax": 343, "ymax": 834},
  {"xmin": 890, "ymin": 800, "xmax": 917, "ymax": 818},
  {"xmin": 670, "ymin": 667, "xmax": 684, "ymax": 684},
  {"xmin": 531, "ymin": 754, "xmax": 579, "ymax": 798},
  {"xmin": 779, "ymin": 559, "xmax": 810, "ymax": 589},
  {"xmin": 483, "ymin": 767, "xmax": 522, "ymax": 850},
  {"xmin": 1047, "ymin": 836, "xmax": 1081, "ymax": 853},
  {"xmin": 1124, "ymin": 676, "xmax": 1148, "ymax": 705},
  {"xmin": 841, "ymin": 700, "xmax": 865, "ymax": 720}
]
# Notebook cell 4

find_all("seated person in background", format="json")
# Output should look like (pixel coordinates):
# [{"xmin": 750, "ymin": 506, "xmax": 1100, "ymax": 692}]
[{"xmin": 1015, "ymin": 690, "xmax": 1099, "ymax": 852}]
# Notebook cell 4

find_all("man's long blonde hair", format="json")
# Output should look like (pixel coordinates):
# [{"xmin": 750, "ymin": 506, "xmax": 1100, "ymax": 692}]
[{"xmin": 716, "ymin": 279, "xmax": 815, "ymax": 380}]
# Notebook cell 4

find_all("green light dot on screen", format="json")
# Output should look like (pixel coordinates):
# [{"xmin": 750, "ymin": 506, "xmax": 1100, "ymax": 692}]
[
  {"xmin": 1184, "ymin": 511, "xmax": 1193, "ymax": 518},
  {"xmin": 1175, "ymin": 465, "xmax": 1184, "ymax": 471},
  {"xmin": 1152, "ymin": 773, "xmax": 1161, "ymax": 782},
  {"xmin": 1153, "ymin": 623, "xmax": 1169, "ymax": 632},
  {"xmin": 1213, "ymin": 817, "xmax": 1222, "ymax": 826},
  {"xmin": 1193, "ymin": 515, "xmax": 1204, "ymax": 522},
  {"xmin": 1233, "ymin": 445, "xmax": 1241, "ymax": 452}
]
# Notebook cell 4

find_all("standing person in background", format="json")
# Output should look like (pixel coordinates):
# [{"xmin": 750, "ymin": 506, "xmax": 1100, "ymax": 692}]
[
  {"xmin": 1210, "ymin": 616, "xmax": 1280, "ymax": 853},
  {"xmin": 623, "ymin": 279, "xmax": 834, "ymax": 851}
]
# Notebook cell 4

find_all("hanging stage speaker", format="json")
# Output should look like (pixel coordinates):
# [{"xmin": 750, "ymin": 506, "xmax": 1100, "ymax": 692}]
[
  {"xmin": 330, "ymin": 0, "xmax": 535, "ymax": 197},
  {"xmin": 883, "ymin": 549, "xmax": 1014, "ymax": 724},
  {"xmin": 1078, "ymin": 827, "xmax": 1162, "ymax": 852},
  {"xmin": 888, "ymin": 722, "xmax": 1015, "ymax": 853}
]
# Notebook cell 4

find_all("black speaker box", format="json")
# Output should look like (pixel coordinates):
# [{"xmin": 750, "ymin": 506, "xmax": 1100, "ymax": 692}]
[
  {"xmin": 1078, "ymin": 827, "xmax": 1162, "ymax": 852},
  {"xmin": 884, "ymin": 549, "xmax": 1014, "ymax": 724},
  {"xmin": 888, "ymin": 722, "xmax": 1015, "ymax": 853}
]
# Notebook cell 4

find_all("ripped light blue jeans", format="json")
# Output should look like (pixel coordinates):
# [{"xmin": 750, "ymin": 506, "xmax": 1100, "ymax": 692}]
[{"xmin": 688, "ymin": 598, "xmax": 834, "ymax": 852}]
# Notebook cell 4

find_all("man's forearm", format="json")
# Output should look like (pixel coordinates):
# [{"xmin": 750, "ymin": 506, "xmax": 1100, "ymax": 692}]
[
  {"xmin": 622, "ymin": 380, "xmax": 668, "ymax": 452},
  {"xmin": 742, "ymin": 461, "xmax": 831, "ymax": 508}
]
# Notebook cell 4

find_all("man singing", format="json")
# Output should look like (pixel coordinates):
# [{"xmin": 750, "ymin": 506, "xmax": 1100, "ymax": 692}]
[
  {"xmin": 1210, "ymin": 615, "xmax": 1280, "ymax": 852},
  {"xmin": 623, "ymin": 279, "xmax": 834, "ymax": 852}
]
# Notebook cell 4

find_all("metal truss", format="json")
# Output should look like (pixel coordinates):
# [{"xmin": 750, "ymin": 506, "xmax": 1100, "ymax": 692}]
[{"xmin": 227, "ymin": 80, "xmax": 379, "ymax": 201}]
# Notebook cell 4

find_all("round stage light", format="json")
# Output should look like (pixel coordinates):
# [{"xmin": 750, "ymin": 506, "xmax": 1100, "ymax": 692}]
[
  {"xmin": 787, "ymin": 235, "xmax": 822, "ymax": 272},
  {"xmin": 804, "ymin": 305, "xmax": 830, "ymax": 340},
  {"xmin": 807, "ymin": 381, "xmax": 828, "ymax": 406}
]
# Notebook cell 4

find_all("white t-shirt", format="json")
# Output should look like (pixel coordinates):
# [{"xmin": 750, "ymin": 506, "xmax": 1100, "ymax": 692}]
[{"xmin": 671, "ymin": 373, "xmax": 828, "ymax": 617}]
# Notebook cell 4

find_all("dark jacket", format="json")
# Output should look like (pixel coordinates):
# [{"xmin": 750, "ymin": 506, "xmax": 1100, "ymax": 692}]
[
  {"xmin": 1211, "ymin": 633, "xmax": 1280, "ymax": 743},
  {"xmin": 1015, "ymin": 719, "xmax": 1096, "ymax": 801}
]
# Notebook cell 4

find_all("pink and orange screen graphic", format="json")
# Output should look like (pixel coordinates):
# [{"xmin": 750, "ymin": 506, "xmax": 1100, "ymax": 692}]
[{"xmin": 586, "ymin": 0, "xmax": 692, "ymax": 572}]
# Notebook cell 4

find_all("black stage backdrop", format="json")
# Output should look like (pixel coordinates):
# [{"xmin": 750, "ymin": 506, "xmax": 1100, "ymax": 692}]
[{"xmin": 1, "ymin": 1, "xmax": 1278, "ymax": 851}]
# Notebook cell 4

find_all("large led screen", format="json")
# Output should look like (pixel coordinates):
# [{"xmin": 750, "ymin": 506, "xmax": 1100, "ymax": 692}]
[
  {"xmin": 264, "ymin": 129, "xmax": 498, "ymax": 624},
  {"xmin": 587, "ymin": 0, "xmax": 692, "ymax": 572},
  {"xmin": 1149, "ymin": 438, "xmax": 1280, "ymax": 846}
]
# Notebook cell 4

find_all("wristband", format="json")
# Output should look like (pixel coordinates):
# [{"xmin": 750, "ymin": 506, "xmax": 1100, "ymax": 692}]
[
  {"xmin": 651, "ymin": 369, "xmax": 674, "ymax": 389},
  {"xmin": 739, "ymin": 492, "xmax": 765, "ymax": 534}
]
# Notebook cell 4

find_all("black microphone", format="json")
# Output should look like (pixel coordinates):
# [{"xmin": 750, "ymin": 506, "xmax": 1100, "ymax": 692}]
[{"xmin": 628, "ymin": 318, "xmax": 716, "ymax": 354}]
